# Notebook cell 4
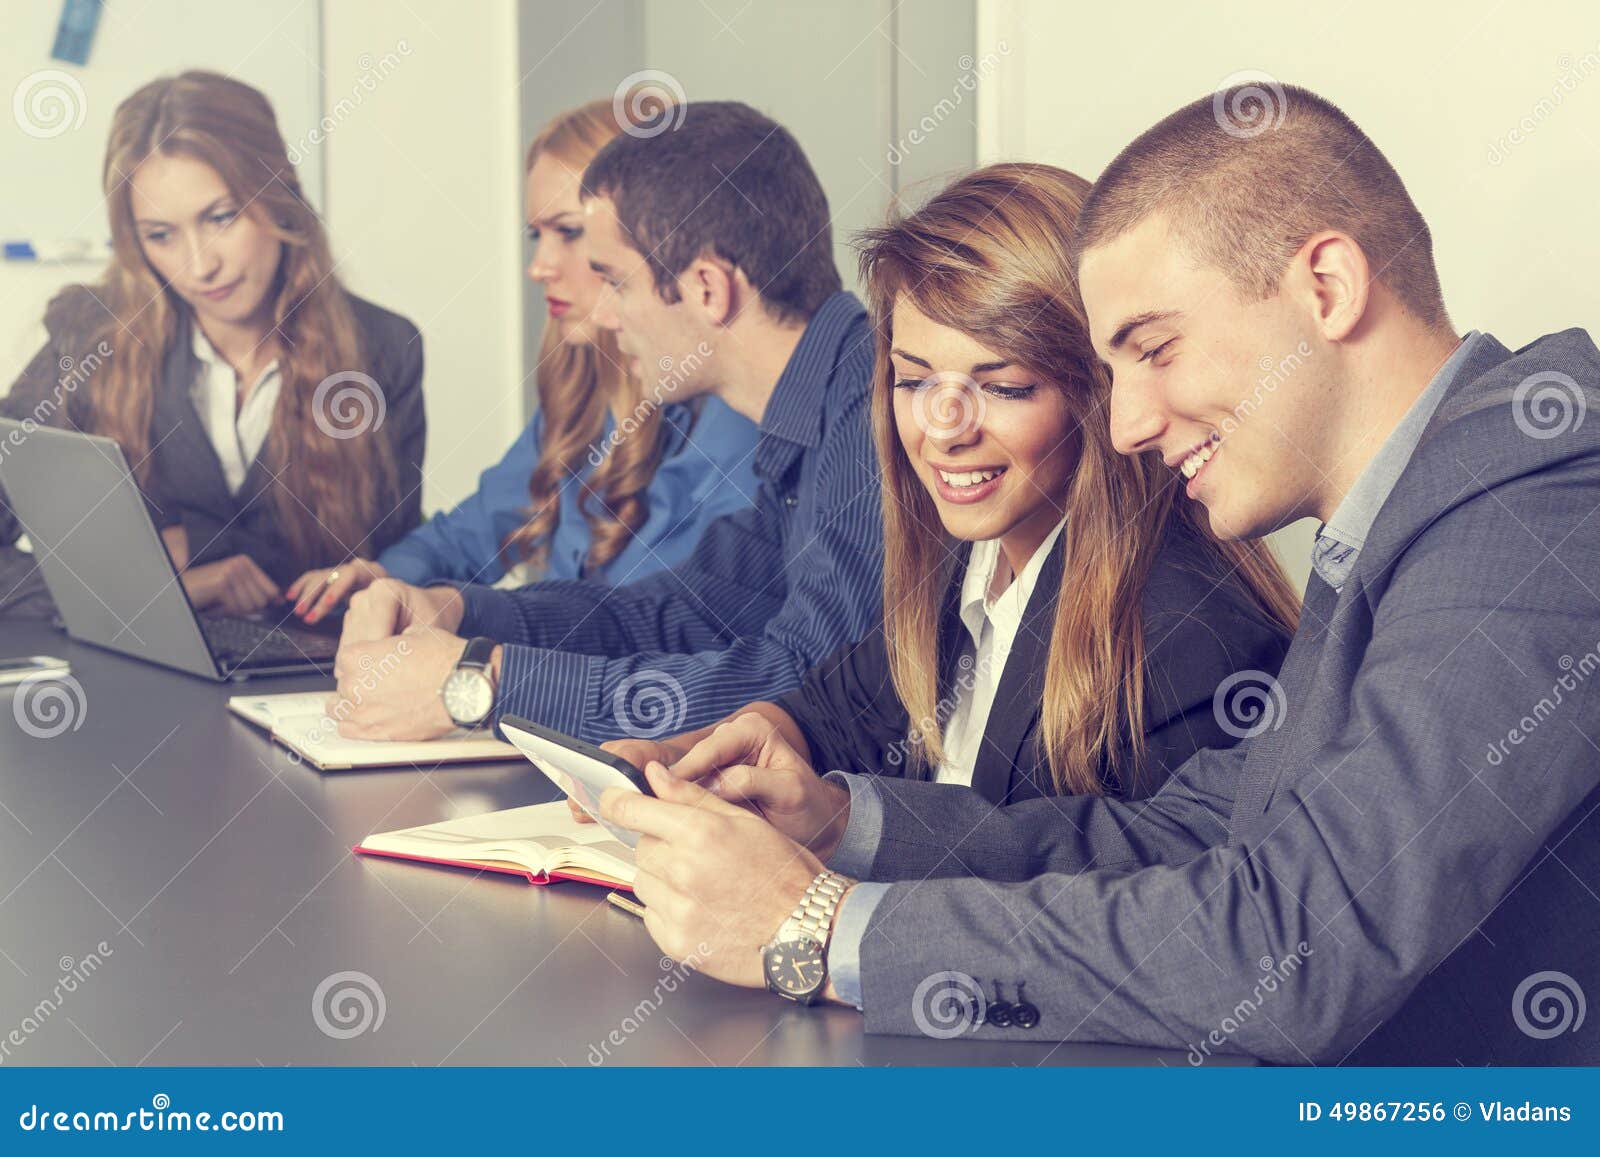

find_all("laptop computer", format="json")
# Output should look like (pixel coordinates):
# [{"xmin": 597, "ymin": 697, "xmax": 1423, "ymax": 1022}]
[{"xmin": 0, "ymin": 419, "xmax": 340, "ymax": 680}]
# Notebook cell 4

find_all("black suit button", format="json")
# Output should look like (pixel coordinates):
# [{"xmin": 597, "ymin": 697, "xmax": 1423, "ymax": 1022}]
[
  {"xmin": 1011, "ymin": 982, "xmax": 1039, "ymax": 1028},
  {"xmin": 984, "ymin": 981, "xmax": 1015, "ymax": 1028}
]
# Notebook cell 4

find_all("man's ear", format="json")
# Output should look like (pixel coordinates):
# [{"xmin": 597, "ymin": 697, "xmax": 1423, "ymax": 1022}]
[
  {"xmin": 1288, "ymin": 230, "xmax": 1370, "ymax": 342},
  {"xmin": 682, "ymin": 256, "xmax": 737, "ymax": 327}
]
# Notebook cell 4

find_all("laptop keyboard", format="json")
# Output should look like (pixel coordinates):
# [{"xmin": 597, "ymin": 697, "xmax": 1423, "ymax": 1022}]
[{"xmin": 201, "ymin": 615, "xmax": 339, "ymax": 667}]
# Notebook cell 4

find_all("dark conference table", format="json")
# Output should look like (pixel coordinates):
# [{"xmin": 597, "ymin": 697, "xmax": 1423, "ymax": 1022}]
[{"xmin": 0, "ymin": 621, "xmax": 1232, "ymax": 1067}]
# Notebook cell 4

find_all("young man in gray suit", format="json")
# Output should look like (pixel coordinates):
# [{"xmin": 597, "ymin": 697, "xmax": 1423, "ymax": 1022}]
[{"xmin": 601, "ymin": 84, "xmax": 1600, "ymax": 1065}]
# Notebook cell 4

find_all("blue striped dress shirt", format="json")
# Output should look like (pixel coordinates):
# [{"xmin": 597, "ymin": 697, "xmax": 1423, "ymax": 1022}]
[{"xmin": 456, "ymin": 291, "xmax": 884, "ymax": 743}]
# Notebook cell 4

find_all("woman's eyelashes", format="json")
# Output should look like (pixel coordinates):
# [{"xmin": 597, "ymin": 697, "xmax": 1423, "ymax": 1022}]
[
  {"xmin": 892, "ymin": 376, "xmax": 1036, "ymax": 400},
  {"xmin": 526, "ymin": 224, "xmax": 584, "ymax": 243},
  {"xmin": 142, "ymin": 208, "xmax": 237, "ymax": 246},
  {"xmin": 1138, "ymin": 337, "xmax": 1177, "ymax": 365}
]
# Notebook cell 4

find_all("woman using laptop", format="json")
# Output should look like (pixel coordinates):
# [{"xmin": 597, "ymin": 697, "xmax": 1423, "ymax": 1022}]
[
  {"xmin": 286, "ymin": 97, "xmax": 759, "ymax": 624},
  {"xmin": 0, "ymin": 70, "xmax": 423, "ymax": 618},
  {"xmin": 583, "ymin": 164, "xmax": 1300, "ymax": 805}
]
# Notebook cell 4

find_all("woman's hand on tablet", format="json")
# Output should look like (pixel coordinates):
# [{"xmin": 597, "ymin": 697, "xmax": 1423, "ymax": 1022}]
[{"xmin": 668, "ymin": 713, "xmax": 852, "ymax": 859}]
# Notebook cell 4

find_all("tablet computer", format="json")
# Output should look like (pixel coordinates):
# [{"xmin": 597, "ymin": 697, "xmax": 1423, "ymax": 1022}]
[{"xmin": 498, "ymin": 715, "xmax": 654, "ymax": 847}]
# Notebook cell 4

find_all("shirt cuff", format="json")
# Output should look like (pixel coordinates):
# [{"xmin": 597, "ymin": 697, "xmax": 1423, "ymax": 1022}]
[
  {"xmin": 492, "ymin": 645, "xmax": 598, "ymax": 738},
  {"xmin": 456, "ymin": 582, "xmax": 524, "ymax": 643},
  {"xmin": 827, "ymin": 882, "xmax": 889, "ymax": 1010},
  {"xmin": 822, "ymin": 771, "xmax": 883, "ymax": 878}
]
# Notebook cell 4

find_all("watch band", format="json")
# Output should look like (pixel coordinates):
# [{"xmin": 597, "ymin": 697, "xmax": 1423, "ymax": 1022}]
[
  {"xmin": 780, "ymin": 869, "xmax": 849, "ymax": 947},
  {"xmin": 458, "ymin": 636, "xmax": 495, "ymax": 671}
]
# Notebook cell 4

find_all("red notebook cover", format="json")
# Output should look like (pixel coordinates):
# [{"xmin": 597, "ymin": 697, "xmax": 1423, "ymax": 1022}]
[{"xmin": 351, "ymin": 845, "xmax": 635, "ymax": 892}]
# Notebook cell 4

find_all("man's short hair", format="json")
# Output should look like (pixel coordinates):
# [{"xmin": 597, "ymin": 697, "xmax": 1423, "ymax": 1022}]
[
  {"xmin": 581, "ymin": 100, "xmax": 842, "ymax": 324},
  {"xmin": 1076, "ymin": 83, "xmax": 1449, "ymax": 330}
]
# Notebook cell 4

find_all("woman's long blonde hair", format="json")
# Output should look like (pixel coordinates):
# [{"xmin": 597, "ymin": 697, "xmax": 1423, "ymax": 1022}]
[
  {"xmin": 500, "ymin": 97, "xmax": 672, "ymax": 575},
  {"xmin": 76, "ymin": 70, "xmax": 397, "ymax": 570},
  {"xmin": 859, "ymin": 163, "xmax": 1300, "ymax": 796}
]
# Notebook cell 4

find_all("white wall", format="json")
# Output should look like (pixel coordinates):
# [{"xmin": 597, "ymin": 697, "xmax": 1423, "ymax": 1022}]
[
  {"xmin": 321, "ymin": 0, "xmax": 525, "ymax": 512},
  {"xmin": 976, "ymin": 0, "xmax": 1600, "ymax": 590}
]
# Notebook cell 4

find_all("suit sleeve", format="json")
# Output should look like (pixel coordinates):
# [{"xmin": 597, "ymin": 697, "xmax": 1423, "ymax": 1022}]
[
  {"xmin": 1127, "ymin": 575, "xmax": 1292, "ymax": 794},
  {"xmin": 774, "ymin": 627, "xmax": 916, "ymax": 776},
  {"xmin": 464, "ymin": 390, "xmax": 884, "ymax": 743},
  {"xmin": 368, "ymin": 325, "xmax": 426, "ymax": 557},
  {"xmin": 853, "ymin": 462, "xmax": 1600, "ymax": 1061}
]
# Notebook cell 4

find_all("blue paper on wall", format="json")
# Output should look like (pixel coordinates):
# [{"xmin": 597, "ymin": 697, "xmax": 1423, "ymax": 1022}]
[{"xmin": 50, "ymin": 0, "xmax": 103, "ymax": 67}]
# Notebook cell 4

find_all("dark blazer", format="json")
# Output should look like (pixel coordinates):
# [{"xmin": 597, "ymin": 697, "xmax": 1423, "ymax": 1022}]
[
  {"xmin": 776, "ymin": 522, "xmax": 1294, "ymax": 804},
  {"xmin": 1, "ymin": 288, "xmax": 426, "ymax": 586}
]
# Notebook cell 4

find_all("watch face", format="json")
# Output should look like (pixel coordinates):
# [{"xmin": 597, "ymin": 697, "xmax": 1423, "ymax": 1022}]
[
  {"xmin": 441, "ymin": 669, "xmax": 494, "ymax": 726},
  {"xmin": 764, "ymin": 937, "xmax": 826, "ymax": 998}
]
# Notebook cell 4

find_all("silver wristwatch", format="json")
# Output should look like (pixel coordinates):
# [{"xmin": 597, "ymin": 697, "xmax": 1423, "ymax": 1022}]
[
  {"xmin": 761, "ymin": 869, "xmax": 850, "ymax": 1005},
  {"xmin": 440, "ymin": 636, "xmax": 496, "ymax": 728}
]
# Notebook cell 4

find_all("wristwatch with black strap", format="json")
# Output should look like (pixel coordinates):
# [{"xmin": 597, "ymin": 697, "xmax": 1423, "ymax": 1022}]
[
  {"xmin": 761, "ymin": 869, "xmax": 851, "ymax": 1005},
  {"xmin": 440, "ymin": 636, "xmax": 497, "ymax": 728}
]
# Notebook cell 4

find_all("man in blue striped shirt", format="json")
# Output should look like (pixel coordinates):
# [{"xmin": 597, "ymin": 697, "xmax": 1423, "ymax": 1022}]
[{"xmin": 331, "ymin": 102, "xmax": 883, "ymax": 746}]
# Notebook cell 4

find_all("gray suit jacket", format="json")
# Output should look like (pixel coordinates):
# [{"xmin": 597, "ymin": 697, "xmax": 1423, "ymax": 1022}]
[{"xmin": 845, "ymin": 328, "xmax": 1600, "ymax": 1065}]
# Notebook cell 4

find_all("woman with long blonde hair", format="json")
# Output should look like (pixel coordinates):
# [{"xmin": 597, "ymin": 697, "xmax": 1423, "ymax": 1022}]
[
  {"xmin": 287, "ymin": 96, "xmax": 759, "ymax": 622},
  {"xmin": 604, "ymin": 163, "xmax": 1300, "ymax": 808},
  {"xmin": 1, "ymin": 70, "xmax": 423, "ymax": 617}
]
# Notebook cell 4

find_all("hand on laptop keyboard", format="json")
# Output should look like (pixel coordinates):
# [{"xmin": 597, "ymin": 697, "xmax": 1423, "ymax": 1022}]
[{"xmin": 180, "ymin": 554, "xmax": 280, "ymax": 616}]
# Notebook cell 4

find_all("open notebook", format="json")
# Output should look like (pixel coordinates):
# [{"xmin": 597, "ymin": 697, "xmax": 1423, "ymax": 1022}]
[
  {"xmin": 228, "ymin": 691, "xmax": 518, "ymax": 771},
  {"xmin": 354, "ymin": 801, "xmax": 636, "ymax": 890}
]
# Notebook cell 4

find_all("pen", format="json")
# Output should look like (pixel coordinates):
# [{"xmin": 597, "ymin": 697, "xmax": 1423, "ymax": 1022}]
[{"xmin": 607, "ymin": 890, "xmax": 646, "ymax": 919}]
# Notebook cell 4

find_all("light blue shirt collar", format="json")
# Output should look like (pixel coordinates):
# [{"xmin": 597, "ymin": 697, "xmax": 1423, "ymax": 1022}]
[{"xmin": 1312, "ymin": 331, "xmax": 1483, "ymax": 591}]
